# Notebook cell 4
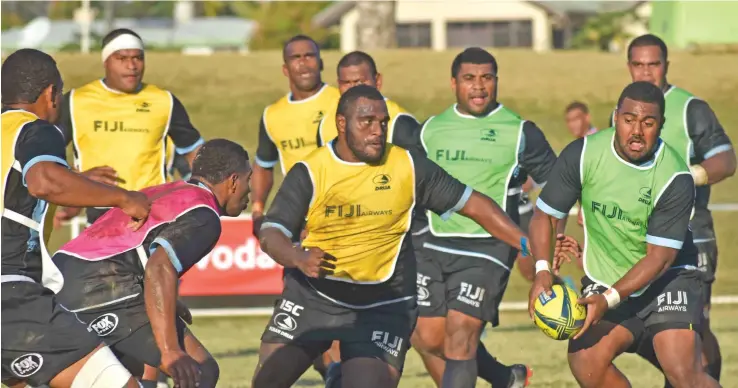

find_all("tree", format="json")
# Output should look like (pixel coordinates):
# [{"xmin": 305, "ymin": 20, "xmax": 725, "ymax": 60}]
[
  {"xmin": 571, "ymin": 10, "xmax": 640, "ymax": 51},
  {"xmin": 355, "ymin": 1, "xmax": 396, "ymax": 50}
]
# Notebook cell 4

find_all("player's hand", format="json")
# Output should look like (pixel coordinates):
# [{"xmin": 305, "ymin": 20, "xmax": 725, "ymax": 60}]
[
  {"xmin": 82, "ymin": 166, "xmax": 122, "ymax": 186},
  {"xmin": 528, "ymin": 269, "xmax": 555, "ymax": 320},
  {"xmin": 119, "ymin": 191, "xmax": 151, "ymax": 231},
  {"xmin": 296, "ymin": 247, "xmax": 337, "ymax": 278},
  {"xmin": 161, "ymin": 350, "xmax": 201, "ymax": 388},
  {"xmin": 53, "ymin": 206, "xmax": 83, "ymax": 228},
  {"xmin": 553, "ymin": 234, "xmax": 582, "ymax": 275},
  {"xmin": 573, "ymin": 293, "xmax": 608, "ymax": 340},
  {"xmin": 176, "ymin": 299, "xmax": 193, "ymax": 325},
  {"xmin": 252, "ymin": 211, "xmax": 264, "ymax": 238}
]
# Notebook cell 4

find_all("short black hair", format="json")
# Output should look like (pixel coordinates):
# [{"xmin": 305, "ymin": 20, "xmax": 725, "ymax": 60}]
[
  {"xmin": 337, "ymin": 51, "xmax": 377, "ymax": 76},
  {"xmin": 102, "ymin": 28, "xmax": 143, "ymax": 48},
  {"xmin": 617, "ymin": 81, "xmax": 666, "ymax": 118},
  {"xmin": 1, "ymin": 48, "xmax": 61, "ymax": 105},
  {"xmin": 451, "ymin": 47, "xmax": 498, "ymax": 78},
  {"xmin": 565, "ymin": 101, "xmax": 589, "ymax": 114},
  {"xmin": 282, "ymin": 34, "xmax": 320, "ymax": 61},
  {"xmin": 336, "ymin": 84, "xmax": 385, "ymax": 119},
  {"xmin": 191, "ymin": 139, "xmax": 250, "ymax": 184},
  {"xmin": 628, "ymin": 34, "xmax": 668, "ymax": 62}
]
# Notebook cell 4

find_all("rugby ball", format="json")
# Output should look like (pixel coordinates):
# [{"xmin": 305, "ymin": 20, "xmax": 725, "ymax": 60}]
[{"xmin": 533, "ymin": 284, "xmax": 586, "ymax": 340}]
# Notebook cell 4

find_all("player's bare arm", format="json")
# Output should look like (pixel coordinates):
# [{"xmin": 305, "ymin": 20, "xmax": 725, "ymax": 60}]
[
  {"xmin": 26, "ymin": 162, "xmax": 150, "ymax": 228},
  {"xmin": 144, "ymin": 247, "xmax": 202, "ymax": 388},
  {"xmin": 457, "ymin": 192, "xmax": 529, "ymax": 252},
  {"xmin": 252, "ymin": 115, "xmax": 279, "ymax": 235}
]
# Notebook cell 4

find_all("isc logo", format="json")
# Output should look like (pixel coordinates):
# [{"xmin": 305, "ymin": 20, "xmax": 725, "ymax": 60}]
[{"xmin": 279, "ymin": 300, "xmax": 304, "ymax": 316}]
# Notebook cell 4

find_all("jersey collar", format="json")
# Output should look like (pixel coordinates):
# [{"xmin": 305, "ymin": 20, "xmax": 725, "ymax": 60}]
[
  {"xmin": 187, "ymin": 179, "xmax": 225, "ymax": 215},
  {"xmin": 453, "ymin": 103, "xmax": 502, "ymax": 119},
  {"xmin": 609, "ymin": 132, "xmax": 663, "ymax": 170},
  {"xmin": 287, "ymin": 83, "xmax": 327, "ymax": 104}
]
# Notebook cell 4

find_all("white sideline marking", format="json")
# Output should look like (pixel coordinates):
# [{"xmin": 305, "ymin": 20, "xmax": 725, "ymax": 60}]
[{"xmin": 190, "ymin": 295, "xmax": 738, "ymax": 317}]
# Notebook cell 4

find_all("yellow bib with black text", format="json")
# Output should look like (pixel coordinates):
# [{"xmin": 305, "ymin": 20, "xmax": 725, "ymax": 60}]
[
  {"xmin": 68, "ymin": 80, "xmax": 174, "ymax": 191},
  {"xmin": 301, "ymin": 143, "xmax": 415, "ymax": 283},
  {"xmin": 263, "ymin": 84, "xmax": 340, "ymax": 174}
]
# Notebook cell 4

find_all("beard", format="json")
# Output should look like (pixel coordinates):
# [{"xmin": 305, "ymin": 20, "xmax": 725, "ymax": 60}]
[{"xmin": 346, "ymin": 124, "xmax": 386, "ymax": 164}]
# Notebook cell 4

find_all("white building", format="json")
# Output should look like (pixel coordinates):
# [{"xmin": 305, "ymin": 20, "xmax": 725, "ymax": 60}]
[{"xmin": 313, "ymin": 0, "xmax": 648, "ymax": 52}]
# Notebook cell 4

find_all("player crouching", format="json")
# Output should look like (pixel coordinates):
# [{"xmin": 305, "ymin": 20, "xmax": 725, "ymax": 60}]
[{"xmin": 51, "ymin": 139, "xmax": 253, "ymax": 388}]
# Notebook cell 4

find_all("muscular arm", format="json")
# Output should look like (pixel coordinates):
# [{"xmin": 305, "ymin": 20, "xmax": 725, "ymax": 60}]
[
  {"xmin": 252, "ymin": 115, "xmax": 279, "ymax": 215},
  {"xmin": 413, "ymin": 149, "xmax": 527, "ymax": 251},
  {"xmin": 168, "ymin": 95, "xmax": 205, "ymax": 168},
  {"xmin": 145, "ymin": 248, "xmax": 180, "ymax": 355},
  {"xmin": 611, "ymin": 174, "xmax": 695, "ymax": 298},
  {"xmin": 19, "ymin": 122, "xmax": 131, "ymax": 208},
  {"xmin": 144, "ymin": 208, "xmax": 222, "ymax": 354},
  {"xmin": 259, "ymin": 163, "xmax": 313, "ymax": 264},
  {"xmin": 688, "ymin": 99, "xmax": 736, "ymax": 185},
  {"xmin": 532, "ymin": 139, "xmax": 584, "ymax": 264}
]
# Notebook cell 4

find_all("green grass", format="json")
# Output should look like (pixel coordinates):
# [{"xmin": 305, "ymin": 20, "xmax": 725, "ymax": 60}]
[
  {"xmin": 189, "ymin": 306, "xmax": 738, "ymax": 388},
  {"xmin": 48, "ymin": 50, "xmax": 738, "ymax": 386}
]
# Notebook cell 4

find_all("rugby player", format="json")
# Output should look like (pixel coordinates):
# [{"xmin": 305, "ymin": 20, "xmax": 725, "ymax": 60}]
[
  {"xmin": 312, "ymin": 50, "xmax": 422, "ymax": 383},
  {"xmin": 317, "ymin": 50, "xmax": 420, "ymax": 147},
  {"xmin": 409, "ymin": 47, "xmax": 563, "ymax": 388},
  {"xmin": 612, "ymin": 34, "xmax": 735, "ymax": 383},
  {"xmin": 251, "ymin": 34, "xmax": 341, "ymax": 236},
  {"xmin": 51, "ymin": 139, "xmax": 252, "ymax": 388},
  {"xmin": 54, "ymin": 28, "xmax": 205, "ymax": 226},
  {"xmin": 530, "ymin": 81, "xmax": 719, "ymax": 388},
  {"xmin": 565, "ymin": 101, "xmax": 597, "ymax": 139},
  {"xmin": 251, "ymin": 84, "xmax": 536, "ymax": 388},
  {"xmin": 1, "ymin": 48, "xmax": 150, "ymax": 388}
]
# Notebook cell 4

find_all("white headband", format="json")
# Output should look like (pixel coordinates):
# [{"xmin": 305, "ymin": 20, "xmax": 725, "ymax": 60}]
[{"xmin": 101, "ymin": 33, "xmax": 144, "ymax": 62}]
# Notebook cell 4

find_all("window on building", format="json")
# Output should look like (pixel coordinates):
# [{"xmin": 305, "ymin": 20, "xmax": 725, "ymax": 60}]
[
  {"xmin": 447, "ymin": 20, "xmax": 533, "ymax": 48},
  {"xmin": 396, "ymin": 23, "xmax": 432, "ymax": 48}
]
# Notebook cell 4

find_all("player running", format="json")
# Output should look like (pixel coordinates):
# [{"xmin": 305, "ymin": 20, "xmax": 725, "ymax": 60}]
[
  {"xmin": 410, "ymin": 47, "xmax": 560, "ymax": 388},
  {"xmin": 530, "ymin": 81, "xmax": 720, "ymax": 388},
  {"xmin": 1, "ymin": 48, "xmax": 150, "ymax": 388},
  {"xmin": 317, "ymin": 50, "xmax": 420, "ymax": 147},
  {"xmin": 311, "ymin": 50, "xmax": 422, "ymax": 383},
  {"xmin": 251, "ymin": 84, "xmax": 555, "ymax": 388},
  {"xmin": 54, "ymin": 28, "xmax": 205, "ymax": 227},
  {"xmin": 251, "ymin": 34, "xmax": 341, "ymax": 235},
  {"xmin": 51, "ymin": 139, "xmax": 252, "ymax": 388},
  {"xmin": 611, "ymin": 34, "xmax": 735, "ymax": 383}
]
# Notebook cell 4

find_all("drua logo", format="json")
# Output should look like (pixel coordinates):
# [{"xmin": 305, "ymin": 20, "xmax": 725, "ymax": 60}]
[
  {"xmin": 638, "ymin": 187, "xmax": 652, "ymax": 205},
  {"xmin": 480, "ymin": 128, "xmax": 497, "ymax": 141},
  {"xmin": 373, "ymin": 174, "xmax": 391, "ymax": 191}
]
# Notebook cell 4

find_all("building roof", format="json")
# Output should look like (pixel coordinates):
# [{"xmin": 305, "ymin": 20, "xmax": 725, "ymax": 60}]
[
  {"xmin": 312, "ymin": 0, "xmax": 647, "ymax": 27},
  {"xmin": 2, "ymin": 17, "xmax": 256, "ymax": 51}
]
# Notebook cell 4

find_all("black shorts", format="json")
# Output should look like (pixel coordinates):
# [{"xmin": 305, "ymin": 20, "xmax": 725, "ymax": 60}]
[
  {"xmin": 517, "ymin": 209, "xmax": 533, "ymax": 233},
  {"xmin": 415, "ymin": 236, "xmax": 514, "ymax": 326},
  {"xmin": 695, "ymin": 238, "xmax": 718, "ymax": 315},
  {"xmin": 261, "ymin": 271, "xmax": 418, "ymax": 371},
  {"xmin": 581, "ymin": 268, "xmax": 705, "ymax": 352},
  {"xmin": 73, "ymin": 295, "xmax": 186, "ymax": 369},
  {"xmin": 1, "ymin": 281, "xmax": 100, "ymax": 386}
]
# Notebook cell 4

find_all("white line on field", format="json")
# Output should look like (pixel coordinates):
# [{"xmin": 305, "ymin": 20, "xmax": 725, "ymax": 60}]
[{"xmin": 189, "ymin": 295, "xmax": 738, "ymax": 317}]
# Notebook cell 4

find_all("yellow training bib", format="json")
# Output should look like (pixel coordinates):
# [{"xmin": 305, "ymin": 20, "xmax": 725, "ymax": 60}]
[{"xmin": 301, "ymin": 143, "xmax": 415, "ymax": 283}]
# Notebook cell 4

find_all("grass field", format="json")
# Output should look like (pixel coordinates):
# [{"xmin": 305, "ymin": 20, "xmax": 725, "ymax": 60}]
[
  {"xmin": 190, "ymin": 306, "xmax": 738, "ymax": 388},
  {"xmin": 49, "ymin": 49, "xmax": 738, "ymax": 386}
]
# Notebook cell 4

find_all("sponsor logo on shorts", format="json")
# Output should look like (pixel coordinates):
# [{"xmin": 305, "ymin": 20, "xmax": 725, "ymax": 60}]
[
  {"xmin": 417, "ymin": 273, "xmax": 431, "ymax": 306},
  {"xmin": 10, "ymin": 353, "xmax": 43, "ymax": 377},
  {"xmin": 88, "ymin": 313, "xmax": 119, "ymax": 337},
  {"xmin": 657, "ymin": 291, "xmax": 688, "ymax": 313},
  {"xmin": 372, "ymin": 331, "xmax": 402, "ymax": 358},
  {"xmin": 457, "ymin": 282, "xmax": 484, "ymax": 308},
  {"xmin": 268, "ymin": 299, "xmax": 303, "ymax": 340}
]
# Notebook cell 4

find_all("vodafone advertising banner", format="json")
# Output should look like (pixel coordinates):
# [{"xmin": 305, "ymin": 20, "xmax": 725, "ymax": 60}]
[{"xmin": 179, "ymin": 215, "xmax": 284, "ymax": 296}]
